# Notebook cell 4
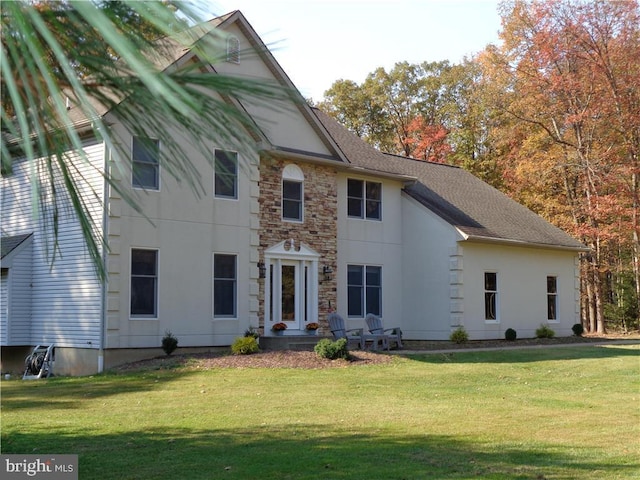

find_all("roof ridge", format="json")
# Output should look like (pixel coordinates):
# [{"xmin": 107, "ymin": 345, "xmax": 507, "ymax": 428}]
[{"xmin": 382, "ymin": 151, "xmax": 462, "ymax": 169}]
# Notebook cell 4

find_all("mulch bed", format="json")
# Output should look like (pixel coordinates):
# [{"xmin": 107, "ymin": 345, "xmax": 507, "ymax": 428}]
[{"xmin": 113, "ymin": 333, "xmax": 639, "ymax": 373}]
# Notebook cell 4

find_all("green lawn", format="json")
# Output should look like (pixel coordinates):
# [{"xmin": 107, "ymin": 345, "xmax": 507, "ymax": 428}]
[{"xmin": 2, "ymin": 345, "xmax": 639, "ymax": 479}]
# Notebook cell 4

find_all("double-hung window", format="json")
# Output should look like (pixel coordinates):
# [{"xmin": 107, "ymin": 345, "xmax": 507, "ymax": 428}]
[
  {"xmin": 131, "ymin": 249, "xmax": 158, "ymax": 317},
  {"xmin": 282, "ymin": 164, "xmax": 304, "ymax": 221},
  {"xmin": 282, "ymin": 180, "xmax": 303, "ymax": 221},
  {"xmin": 484, "ymin": 272, "xmax": 498, "ymax": 321},
  {"xmin": 214, "ymin": 150, "xmax": 238, "ymax": 199},
  {"xmin": 347, "ymin": 265, "xmax": 382, "ymax": 317},
  {"xmin": 214, "ymin": 254, "xmax": 237, "ymax": 318},
  {"xmin": 547, "ymin": 276, "xmax": 558, "ymax": 321},
  {"xmin": 132, "ymin": 137, "xmax": 159, "ymax": 189},
  {"xmin": 347, "ymin": 179, "xmax": 382, "ymax": 220}
]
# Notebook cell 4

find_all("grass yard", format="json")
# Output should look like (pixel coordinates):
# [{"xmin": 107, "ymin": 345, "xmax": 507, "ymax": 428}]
[{"xmin": 1, "ymin": 345, "xmax": 639, "ymax": 479}]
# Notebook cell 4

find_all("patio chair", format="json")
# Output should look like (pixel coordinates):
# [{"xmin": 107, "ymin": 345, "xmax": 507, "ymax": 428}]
[
  {"xmin": 365, "ymin": 313, "xmax": 403, "ymax": 349},
  {"xmin": 328, "ymin": 313, "xmax": 364, "ymax": 350}
]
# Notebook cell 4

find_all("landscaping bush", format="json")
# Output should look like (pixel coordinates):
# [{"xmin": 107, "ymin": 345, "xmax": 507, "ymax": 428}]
[
  {"xmin": 244, "ymin": 326, "xmax": 260, "ymax": 339},
  {"xmin": 231, "ymin": 336, "xmax": 260, "ymax": 355},
  {"xmin": 449, "ymin": 326, "xmax": 469, "ymax": 344},
  {"xmin": 572, "ymin": 323, "xmax": 584, "ymax": 337},
  {"xmin": 505, "ymin": 328, "xmax": 517, "ymax": 341},
  {"xmin": 314, "ymin": 338, "xmax": 349, "ymax": 360},
  {"xmin": 161, "ymin": 330, "xmax": 178, "ymax": 356},
  {"xmin": 536, "ymin": 324, "xmax": 555, "ymax": 339}
]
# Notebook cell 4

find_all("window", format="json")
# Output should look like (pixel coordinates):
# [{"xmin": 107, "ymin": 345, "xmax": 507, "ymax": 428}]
[
  {"xmin": 214, "ymin": 150, "xmax": 238, "ymax": 199},
  {"xmin": 347, "ymin": 265, "xmax": 382, "ymax": 317},
  {"xmin": 131, "ymin": 249, "xmax": 158, "ymax": 317},
  {"xmin": 282, "ymin": 164, "xmax": 304, "ymax": 221},
  {"xmin": 484, "ymin": 272, "xmax": 498, "ymax": 321},
  {"xmin": 226, "ymin": 36, "xmax": 240, "ymax": 63},
  {"xmin": 547, "ymin": 276, "xmax": 558, "ymax": 321},
  {"xmin": 347, "ymin": 179, "xmax": 381, "ymax": 220},
  {"xmin": 132, "ymin": 137, "xmax": 159, "ymax": 189},
  {"xmin": 214, "ymin": 254, "xmax": 237, "ymax": 317},
  {"xmin": 282, "ymin": 180, "xmax": 302, "ymax": 221}
]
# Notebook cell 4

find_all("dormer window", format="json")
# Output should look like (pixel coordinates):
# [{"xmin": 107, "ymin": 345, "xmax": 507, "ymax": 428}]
[{"xmin": 226, "ymin": 36, "xmax": 240, "ymax": 63}]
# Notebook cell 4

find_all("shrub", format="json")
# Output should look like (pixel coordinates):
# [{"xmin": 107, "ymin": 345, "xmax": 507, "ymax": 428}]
[
  {"xmin": 231, "ymin": 336, "xmax": 260, "ymax": 355},
  {"xmin": 161, "ymin": 330, "xmax": 178, "ymax": 356},
  {"xmin": 536, "ymin": 324, "xmax": 555, "ymax": 339},
  {"xmin": 505, "ymin": 328, "xmax": 517, "ymax": 341},
  {"xmin": 244, "ymin": 326, "xmax": 259, "ymax": 339},
  {"xmin": 449, "ymin": 326, "xmax": 469, "ymax": 344},
  {"xmin": 314, "ymin": 338, "xmax": 350, "ymax": 360},
  {"xmin": 571, "ymin": 323, "xmax": 584, "ymax": 337}
]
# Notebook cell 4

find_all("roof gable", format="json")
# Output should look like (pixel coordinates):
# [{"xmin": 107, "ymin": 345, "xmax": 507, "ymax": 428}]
[
  {"xmin": 64, "ymin": 10, "xmax": 346, "ymax": 164},
  {"xmin": 210, "ymin": 12, "xmax": 345, "ymax": 162},
  {"xmin": 1, "ymin": 233, "xmax": 33, "ymax": 267}
]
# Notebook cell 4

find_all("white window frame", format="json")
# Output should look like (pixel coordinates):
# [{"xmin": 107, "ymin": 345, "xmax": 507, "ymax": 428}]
[
  {"xmin": 547, "ymin": 275, "xmax": 558, "ymax": 322},
  {"xmin": 213, "ymin": 253, "xmax": 237, "ymax": 319},
  {"xmin": 214, "ymin": 149, "xmax": 238, "ymax": 199},
  {"xmin": 347, "ymin": 178, "xmax": 382, "ymax": 221},
  {"xmin": 131, "ymin": 136, "xmax": 160, "ymax": 190},
  {"xmin": 282, "ymin": 164, "xmax": 304, "ymax": 223},
  {"xmin": 347, "ymin": 264, "xmax": 382, "ymax": 318},
  {"xmin": 130, "ymin": 248, "xmax": 159, "ymax": 319},
  {"xmin": 484, "ymin": 271, "xmax": 499, "ymax": 323}
]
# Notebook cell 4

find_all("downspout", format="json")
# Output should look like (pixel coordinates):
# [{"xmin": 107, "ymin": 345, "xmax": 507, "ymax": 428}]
[{"xmin": 98, "ymin": 140, "xmax": 109, "ymax": 373}]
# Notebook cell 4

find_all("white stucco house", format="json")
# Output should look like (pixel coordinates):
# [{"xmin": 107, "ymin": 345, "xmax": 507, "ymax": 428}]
[{"xmin": 0, "ymin": 11, "xmax": 587, "ymax": 375}]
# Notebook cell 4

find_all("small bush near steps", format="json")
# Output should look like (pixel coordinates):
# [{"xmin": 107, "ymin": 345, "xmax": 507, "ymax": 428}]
[
  {"xmin": 231, "ymin": 336, "xmax": 260, "ymax": 355},
  {"xmin": 572, "ymin": 323, "xmax": 584, "ymax": 336},
  {"xmin": 314, "ymin": 338, "xmax": 350, "ymax": 360},
  {"xmin": 505, "ymin": 328, "xmax": 517, "ymax": 341},
  {"xmin": 161, "ymin": 330, "xmax": 178, "ymax": 356},
  {"xmin": 536, "ymin": 324, "xmax": 556, "ymax": 339},
  {"xmin": 449, "ymin": 326, "xmax": 469, "ymax": 344}
]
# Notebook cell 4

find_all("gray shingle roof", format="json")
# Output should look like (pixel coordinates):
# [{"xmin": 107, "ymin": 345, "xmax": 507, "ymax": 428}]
[
  {"xmin": 1, "ymin": 233, "xmax": 32, "ymax": 259},
  {"xmin": 313, "ymin": 108, "xmax": 586, "ymax": 251}
]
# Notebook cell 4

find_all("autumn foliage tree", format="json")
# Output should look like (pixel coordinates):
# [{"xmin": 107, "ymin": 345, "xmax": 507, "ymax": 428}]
[
  {"xmin": 405, "ymin": 116, "xmax": 451, "ymax": 163},
  {"xmin": 484, "ymin": 0, "xmax": 640, "ymax": 333},
  {"xmin": 320, "ymin": 0, "xmax": 640, "ymax": 332}
]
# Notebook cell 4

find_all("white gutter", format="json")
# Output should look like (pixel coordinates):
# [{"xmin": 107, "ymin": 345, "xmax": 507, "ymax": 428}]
[{"xmin": 456, "ymin": 229, "xmax": 590, "ymax": 252}]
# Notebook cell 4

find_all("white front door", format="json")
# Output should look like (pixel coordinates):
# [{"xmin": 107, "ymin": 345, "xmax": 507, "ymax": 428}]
[{"xmin": 264, "ymin": 240, "xmax": 320, "ymax": 333}]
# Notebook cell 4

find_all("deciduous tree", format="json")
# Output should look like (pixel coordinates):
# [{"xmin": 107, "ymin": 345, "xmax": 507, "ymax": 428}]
[{"xmin": 486, "ymin": 0, "xmax": 640, "ymax": 332}]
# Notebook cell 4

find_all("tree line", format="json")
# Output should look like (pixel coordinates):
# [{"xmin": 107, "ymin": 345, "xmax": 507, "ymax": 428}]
[{"xmin": 318, "ymin": 0, "xmax": 640, "ymax": 333}]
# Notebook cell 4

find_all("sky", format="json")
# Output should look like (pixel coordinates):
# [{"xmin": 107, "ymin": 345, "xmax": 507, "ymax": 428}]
[{"xmin": 207, "ymin": 0, "xmax": 503, "ymax": 101}]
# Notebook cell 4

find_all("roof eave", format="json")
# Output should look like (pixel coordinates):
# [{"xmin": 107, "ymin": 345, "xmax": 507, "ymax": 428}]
[{"xmin": 457, "ymin": 231, "xmax": 590, "ymax": 252}]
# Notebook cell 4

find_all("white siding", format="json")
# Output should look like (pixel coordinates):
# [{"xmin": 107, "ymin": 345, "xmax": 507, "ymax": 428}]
[
  {"xmin": 104, "ymin": 120, "xmax": 260, "ymax": 349},
  {"xmin": 336, "ymin": 173, "xmax": 404, "ymax": 331},
  {"xmin": 0, "ymin": 269, "xmax": 7, "ymax": 345},
  {"xmin": 400, "ymin": 193, "xmax": 580, "ymax": 340},
  {"xmin": 460, "ymin": 243, "xmax": 580, "ymax": 339},
  {"xmin": 7, "ymin": 243, "xmax": 33, "ymax": 344},
  {"xmin": 401, "ymin": 193, "xmax": 462, "ymax": 340},
  {"xmin": 1, "ymin": 140, "xmax": 106, "ymax": 348},
  {"xmin": 214, "ymin": 22, "xmax": 334, "ymax": 156}
]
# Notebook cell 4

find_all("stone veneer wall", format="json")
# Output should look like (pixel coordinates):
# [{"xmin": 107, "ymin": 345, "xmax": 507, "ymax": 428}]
[{"xmin": 258, "ymin": 156, "xmax": 338, "ymax": 332}]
